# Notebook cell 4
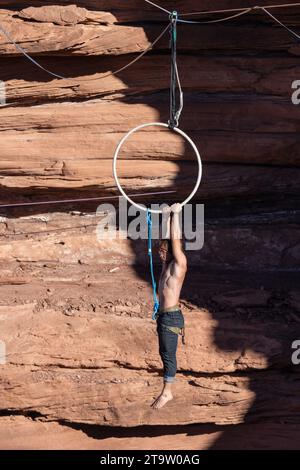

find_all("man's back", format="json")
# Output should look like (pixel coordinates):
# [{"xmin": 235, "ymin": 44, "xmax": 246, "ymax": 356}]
[{"xmin": 158, "ymin": 259, "xmax": 186, "ymax": 310}]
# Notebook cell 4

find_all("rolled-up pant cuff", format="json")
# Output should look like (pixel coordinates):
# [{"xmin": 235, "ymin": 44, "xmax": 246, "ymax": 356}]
[{"xmin": 164, "ymin": 375, "xmax": 175, "ymax": 383}]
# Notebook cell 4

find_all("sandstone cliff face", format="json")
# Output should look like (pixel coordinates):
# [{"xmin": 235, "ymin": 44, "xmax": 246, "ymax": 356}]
[{"xmin": 0, "ymin": 1, "xmax": 299, "ymax": 446}]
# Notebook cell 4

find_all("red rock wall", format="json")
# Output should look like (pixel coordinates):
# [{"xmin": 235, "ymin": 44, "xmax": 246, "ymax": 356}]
[
  {"xmin": 0, "ymin": 1, "xmax": 299, "ymax": 438},
  {"xmin": 0, "ymin": 1, "xmax": 299, "ymax": 271}
]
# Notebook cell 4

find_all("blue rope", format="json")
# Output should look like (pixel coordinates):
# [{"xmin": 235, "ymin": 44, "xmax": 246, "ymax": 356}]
[{"xmin": 147, "ymin": 209, "xmax": 159, "ymax": 320}]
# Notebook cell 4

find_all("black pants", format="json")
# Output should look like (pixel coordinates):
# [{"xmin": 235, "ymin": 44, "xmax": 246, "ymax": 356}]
[{"xmin": 156, "ymin": 309, "xmax": 185, "ymax": 383}]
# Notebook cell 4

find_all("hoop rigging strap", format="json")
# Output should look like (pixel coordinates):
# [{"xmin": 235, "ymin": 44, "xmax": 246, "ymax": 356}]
[
  {"xmin": 168, "ymin": 11, "xmax": 183, "ymax": 129},
  {"xmin": 147, "ymin": 209, "xmax": 160, "ymax": 320}
]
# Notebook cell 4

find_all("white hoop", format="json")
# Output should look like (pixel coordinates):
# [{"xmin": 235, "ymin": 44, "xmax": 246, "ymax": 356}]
[{"xmin": 113, "ymin": 122, "xmax": 202, "ymax": 214}]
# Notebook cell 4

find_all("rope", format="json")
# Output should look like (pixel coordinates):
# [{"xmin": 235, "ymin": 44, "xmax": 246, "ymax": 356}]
[
  {"xmin": 177, "ymin": 6, "xmax": 300, "ymax": 37},
  {"xmin": 144, "ymin": 1, "xmax": 300, "ymax": 31},
  {"xmin": 168, "ymin": 11, "xmax": 183, "ymax": 129},
  {"xmin": 178, "ymin": 9, "xmax": 253, "ymax": 24},
  {"xmin": 0, "ymin": 24, "xmax": 65, "ymax": 79},
  {"xmin": 179, "ymin": 2, "xmax": 300, "ymax": 17},
  {"xmin": 147, "ymin": 209, "xmax": 159, "ymax": 320},
  {"xmin": 0, "ymin": 190, "xmax": 176, "ymax": 210},
  {"xmin": 261, "ymin": 6, "xmax": 300, "ymax": 39},
  {"xmin": 144, "ymin": 0, "xmax": 171, "ymax": 15},
  {"xmin": 177, "ymin": 3, "xmax": 300, "ymax": 31},
  {"xmin": 2, "ymin": 2, "xmax": 300, "ymax": 80},
  {"xmin": 0, "ymin": 22, "xmax": 170, "ymax": 81}
]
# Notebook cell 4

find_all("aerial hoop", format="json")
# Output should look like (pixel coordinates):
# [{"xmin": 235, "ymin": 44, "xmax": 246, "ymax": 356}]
[{"xmin": 113, "ymin": 122, "xmax": 202, "ymax": 214}]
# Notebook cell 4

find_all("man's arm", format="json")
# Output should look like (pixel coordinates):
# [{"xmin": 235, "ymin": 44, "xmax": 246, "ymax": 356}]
[
  {"xmin": 162, "ymin": 205, "xmax": 171, "ymax": 239},
  {"xmin": 171, "ymin": 203, "xmax": 187, "ymax": 275}
]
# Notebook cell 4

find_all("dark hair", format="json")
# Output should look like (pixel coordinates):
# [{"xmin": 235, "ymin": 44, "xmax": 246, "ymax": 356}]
[{"xmin": 159, "ymin": 239, "xmax": 174, "ymax": 258}]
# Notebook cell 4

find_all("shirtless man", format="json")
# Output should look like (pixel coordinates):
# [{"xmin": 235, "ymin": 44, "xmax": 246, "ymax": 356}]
[{"xmin": 151, "ymin": 203, "xmax": 187, "ymax": 410}]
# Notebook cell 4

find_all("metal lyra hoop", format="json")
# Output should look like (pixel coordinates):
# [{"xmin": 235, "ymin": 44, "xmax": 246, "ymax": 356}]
[{"xmin": 113, "ymin": 122, "xmax": 202, "ymax": 214}]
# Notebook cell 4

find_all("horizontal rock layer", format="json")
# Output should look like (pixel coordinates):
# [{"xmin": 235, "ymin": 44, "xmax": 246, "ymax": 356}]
[
  {"xmin": 1, "ymin": 14, "xmax": 300, "ymax": 56},
  {"xmin": 0, "ymin": 209, "xmax": 299, "ymax": 270}
]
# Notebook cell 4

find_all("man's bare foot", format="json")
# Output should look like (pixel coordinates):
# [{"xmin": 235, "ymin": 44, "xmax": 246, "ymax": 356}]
[{"xmin": 151, "ymin": 390, "xmax": 173, "ymax": 409}]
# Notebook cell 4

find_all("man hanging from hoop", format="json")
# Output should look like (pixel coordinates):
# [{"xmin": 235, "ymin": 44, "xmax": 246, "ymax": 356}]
[{"xmin": 151, "ymin": 203, "xmax": 187, "ymax": 409}]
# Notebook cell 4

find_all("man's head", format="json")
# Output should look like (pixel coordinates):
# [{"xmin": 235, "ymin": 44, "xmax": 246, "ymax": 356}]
[{"xmin": 158, "ymin": 239, "xmax": 174, "ymax": 264}]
